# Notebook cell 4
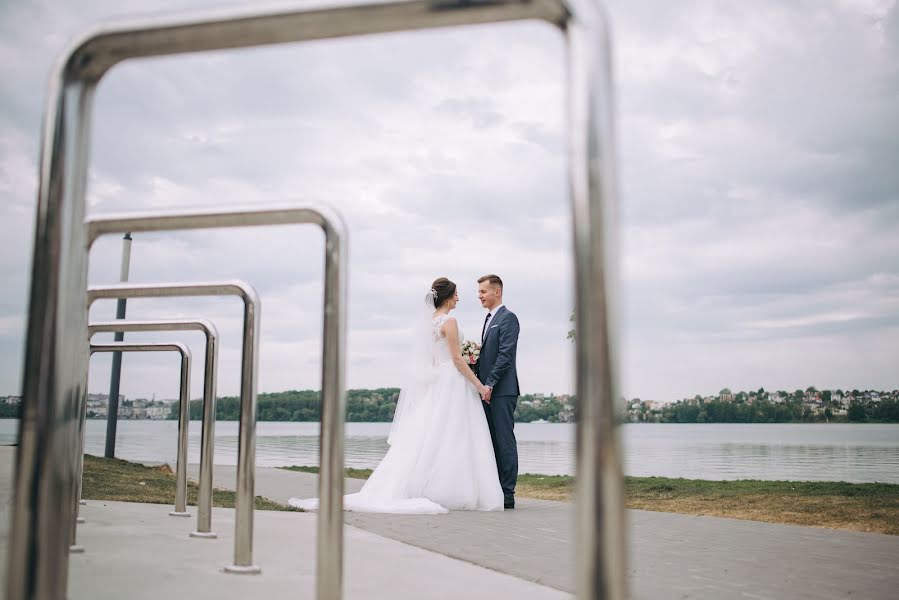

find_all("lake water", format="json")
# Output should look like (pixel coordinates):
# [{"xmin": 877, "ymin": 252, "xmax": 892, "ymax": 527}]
[{"xmin": 1, "ymin": 420, "xmax": 897, "ymax": 483}]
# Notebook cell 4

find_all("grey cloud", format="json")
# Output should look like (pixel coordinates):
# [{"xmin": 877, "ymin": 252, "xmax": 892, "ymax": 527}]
[
  {"xmin": 1, "ymin": 0, "xmax": 896, "ymax": 401},
  {"xmin": 435, "ymin": 97, "xmax": 506, "ymax": 129}
]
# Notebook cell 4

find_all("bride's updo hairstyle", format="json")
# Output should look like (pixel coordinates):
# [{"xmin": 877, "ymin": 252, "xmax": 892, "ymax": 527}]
[{"xmin": 430, "ymin": 277, "xmax": 457, "ymax": 308}]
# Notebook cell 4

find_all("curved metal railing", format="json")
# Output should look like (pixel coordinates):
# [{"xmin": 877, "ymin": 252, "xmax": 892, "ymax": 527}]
[
  {"xmin": 88, "ymin": 319, "xmax": 220, "ymax": 538},
  {"xmin": 86, "ymin": 343, "xmax": 193, "ymax": 520}
]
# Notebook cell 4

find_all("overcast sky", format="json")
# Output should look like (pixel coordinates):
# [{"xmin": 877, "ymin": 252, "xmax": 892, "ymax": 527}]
[{"xmin": 1, "ymin": 0, "xmax": 897, "ymax": 403}]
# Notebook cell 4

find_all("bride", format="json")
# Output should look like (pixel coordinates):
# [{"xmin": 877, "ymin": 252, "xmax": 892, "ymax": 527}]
[{"xmin": 288, "ymin": 277, "xmax": 504, "ymax": 513}]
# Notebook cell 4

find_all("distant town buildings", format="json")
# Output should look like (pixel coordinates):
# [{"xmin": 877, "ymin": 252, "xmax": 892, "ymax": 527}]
[
  {"xmin": 84, "ymin": 394, "xmax": 173, "ymax": 420},
  {"xmin": 623, "ymin": 388, "xmax": 899, "ymax": 423}
]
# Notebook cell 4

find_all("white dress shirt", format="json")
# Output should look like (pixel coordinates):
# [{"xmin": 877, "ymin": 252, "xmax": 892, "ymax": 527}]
[{"xmin": 482, "ymin": 304, "xmax": 504, "ymax": 341}]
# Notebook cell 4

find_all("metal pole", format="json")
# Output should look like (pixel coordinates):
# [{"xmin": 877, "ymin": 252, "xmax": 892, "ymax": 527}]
[
  {"xmin": 88, "ymin": 342, "xmax": 192, "ymax": 516},
  {"xmin": 7, "ymin": 75, "xmax": 94, "ymax": 600},
  {"xmin": 567, "ymin": 2, "xmax": 626, "ymax": 599},
  {"xmin": 317, "ymin": 212, "xmax": 348, "ymax": 600},
  {"xmin": 104, "ymin": 232, "xmax": 132, "ymax": 458}
]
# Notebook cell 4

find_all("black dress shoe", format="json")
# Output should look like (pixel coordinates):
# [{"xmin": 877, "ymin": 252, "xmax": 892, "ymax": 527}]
[{"xmin": 504, "ymin": 498, "xmax": 515, "ymax": 509}]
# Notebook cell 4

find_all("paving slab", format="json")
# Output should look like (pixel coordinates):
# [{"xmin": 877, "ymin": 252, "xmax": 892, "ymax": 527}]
[
  {"xmin": 63, "ymin": 500, "xmax": 568, "ymax": 600},
  {"xmin": 190, "ymin": 462, "xmax": 899, "ymax": 599}
]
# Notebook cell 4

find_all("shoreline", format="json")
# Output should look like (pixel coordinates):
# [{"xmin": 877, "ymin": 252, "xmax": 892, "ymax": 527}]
[
  {"xmin": 72, "ymin": 455, "xmax": 899, "ymax": 536},
  {"xmin": 9, "ymin": 418, "xmax": 899, "ymax": 426}
]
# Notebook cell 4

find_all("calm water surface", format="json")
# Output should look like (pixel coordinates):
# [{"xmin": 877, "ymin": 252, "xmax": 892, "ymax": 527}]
[{"xmin": 1, "ymin": 420, "xmax": 897, "ymax": 483}]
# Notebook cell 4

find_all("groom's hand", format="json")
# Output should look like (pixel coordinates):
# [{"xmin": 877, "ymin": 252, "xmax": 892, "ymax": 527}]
[{"xmin": 482, "ymin": 386, "xmax": 493, "ymax": 403}]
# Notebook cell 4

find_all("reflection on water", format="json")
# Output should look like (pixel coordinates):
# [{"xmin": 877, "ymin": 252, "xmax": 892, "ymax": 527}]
[{"xmin": 1, "ymin": 420, "xmax": 897, "ymax": 483}]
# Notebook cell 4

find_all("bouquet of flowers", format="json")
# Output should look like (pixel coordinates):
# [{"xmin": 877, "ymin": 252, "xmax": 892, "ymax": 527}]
[{"xmin": 461, "ymin": 340, "xmax": 481, "ymax": 372}]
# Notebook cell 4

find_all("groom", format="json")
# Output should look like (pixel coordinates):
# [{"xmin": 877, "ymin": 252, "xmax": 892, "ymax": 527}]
[{"xmin": 476, "ymin": 274, "xmax": 520, "ymax": 510}]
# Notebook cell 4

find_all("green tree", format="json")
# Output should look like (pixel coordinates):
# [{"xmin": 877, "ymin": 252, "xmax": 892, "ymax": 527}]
[{"xmin": 847, "ymin": 402, "xmax": 867, "ymax": 422}]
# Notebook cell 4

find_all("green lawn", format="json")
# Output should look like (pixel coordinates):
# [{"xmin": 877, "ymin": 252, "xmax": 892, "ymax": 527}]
[{"xmin": 82, "ymin": 454, "xmax": 293, "ymax": 511}]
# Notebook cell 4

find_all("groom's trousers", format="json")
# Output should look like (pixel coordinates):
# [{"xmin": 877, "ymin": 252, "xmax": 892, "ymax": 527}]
[{"xmin": 482, "ymin": 394, "xmax": 518, "ymax": 499}]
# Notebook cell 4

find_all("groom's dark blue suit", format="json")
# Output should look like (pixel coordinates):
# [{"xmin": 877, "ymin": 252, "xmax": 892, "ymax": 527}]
[{"xmin": 477, "ymin": 306, "xmax": 520, "ymax": 505}]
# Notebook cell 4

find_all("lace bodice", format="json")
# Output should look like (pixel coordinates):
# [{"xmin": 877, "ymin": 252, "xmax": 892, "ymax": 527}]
[{"xmin": 432, "ymin": 314, "xmax": 463, "ymax": 365}]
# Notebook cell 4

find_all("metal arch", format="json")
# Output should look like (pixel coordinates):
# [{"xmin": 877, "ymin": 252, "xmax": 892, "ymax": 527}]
[
  {"xmin": 87, "ymin": 282, "xmax": 262, "ymax": 574},
  {"xmin": 10, "ymin": 1, "xmax": 621, "ymax": 600},
  {"xmin": 86, "ymin": 204, "xmax": 349, "ymax": 578},
  {"xmin": 88, "ymin": 319, "xmax": 220, "ymax": 538},
  {"xmin": 87, "ymin": 342, "xmax": 193, "ymax": 518}
]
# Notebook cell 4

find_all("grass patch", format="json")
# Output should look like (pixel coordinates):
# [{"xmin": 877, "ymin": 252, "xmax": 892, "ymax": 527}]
[
  {"xmin": 623, "ymin": 476, "xmax": 899, "ymax": 535},
  {"xmin": 281, "ymin": 466, "xmax": 899, "ymax": 535},
  {"xmin": 82, "ymin": 454, "xmax": 293, "ymax": 511}
]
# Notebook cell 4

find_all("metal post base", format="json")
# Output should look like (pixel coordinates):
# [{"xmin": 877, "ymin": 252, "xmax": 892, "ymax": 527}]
[
  {"xmin": 76, "ymin": 517, "xmax": 85, "ymax": 524},
  {"xmin": 79, "ymin": 500, "xmax": 87, "ymax": 505},
  {"xmin": 223, "ymin": 564, "xmax": 262, "ymax": 575},
  {"xmin": 69, "ymin": 545, "xmax": 85, "ymax": 554},
  {"xmin": 189, "ymin": 531, "xmax": 218, "ymax": 539},
  {"xmin": 168, "ymin": 511, "xmax": 191, "ymax": 518}
]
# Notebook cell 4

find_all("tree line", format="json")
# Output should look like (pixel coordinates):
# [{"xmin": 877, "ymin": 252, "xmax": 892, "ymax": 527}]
[
  {"xmin": 167, "ymin": 389, "xmax": 571, "ymax": 423},
  {"xmin": 652, "ymin": 397, "xmax": 899, "ymax": 424}
]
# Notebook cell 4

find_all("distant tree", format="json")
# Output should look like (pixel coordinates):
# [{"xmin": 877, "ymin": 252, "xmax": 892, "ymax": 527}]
[
  {"xmin": 847, "ymin": 402, "xmax": 867, "ymax": 422},
  {"xmin": 0, "ymin": 403, "xmax": 20, "ymax": 419},
  {"xmin": 567, "ymin": 311, "xmax": 575, "ymax": 341}
]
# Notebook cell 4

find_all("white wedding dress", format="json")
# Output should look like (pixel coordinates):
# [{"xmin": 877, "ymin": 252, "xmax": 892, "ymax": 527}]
[{"xmin": 288, "ymin": 314, "xmax": 504, "ymax": 514}]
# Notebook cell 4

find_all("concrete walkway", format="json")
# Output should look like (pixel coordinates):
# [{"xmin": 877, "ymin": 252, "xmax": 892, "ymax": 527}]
[
  {"xmin": 192, "ymin": 463, "xmax": 899, "ymax": 599},
  {"xmin": 0, "ymin": 447, "xmax": 565, "ymax": 600},
  {"xmin": 2, "ymin": 447, "xmax": 897, "ymax": 599}
]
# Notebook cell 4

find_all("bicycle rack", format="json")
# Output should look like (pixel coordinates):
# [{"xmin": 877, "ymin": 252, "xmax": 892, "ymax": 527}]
[
  {"xmin": 87, "ymin": 281, "xmax": 262, "ymax": 573},
  {"xmin": 9, "ymin": 1, "xmax": 619, "ymax": 599},
  {"xmin": 87, "ymin": 204, "xmax": 348, "ymax": 575},
  {"xmin": 87, "ymin": 343, "xmax": 193, "ymax": 527},
  {"xmin": 88, "ymin": 319, "xmax": 220, "ymax": 538}
]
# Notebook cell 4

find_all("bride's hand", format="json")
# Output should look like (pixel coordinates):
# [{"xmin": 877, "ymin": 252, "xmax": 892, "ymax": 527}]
[{"xmin": 477, "ymin": 383, "xmax": 490, "ymax": 403}]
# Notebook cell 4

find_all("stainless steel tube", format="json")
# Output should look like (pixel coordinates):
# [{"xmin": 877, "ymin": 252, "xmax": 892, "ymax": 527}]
[
  {"xmin": 87, "ymin": 282, "xmax": 260, "ymax": 573},
  {"xmin": 88, "ymin": 205, "xmax": 348, "ymax": 585},
  {"xmin": 316, "ymin": 208, "xmax": 348, "ymax": 600},
  {"xmin": 7, "ymin": 78, "xmax": 95, "ymax": 600},
  {"xmin": 62, "ymin": 0, "xmax": 570, "ymax": 83},
  {"xmin": 566, "ymin": 1, "xmax": 625, "ymax": 598},
  {"xmin": 88, "ymin": 342, "xmax": 192, "ymax": 517},
  {"xmin": 88, "ymin": 319, "xmax": 220, "ymax": 537}
]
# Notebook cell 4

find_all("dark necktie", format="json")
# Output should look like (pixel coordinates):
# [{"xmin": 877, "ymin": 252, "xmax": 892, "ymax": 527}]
[{"xmin": 481, "ymin": 312, "xmax": 492, "ymax": 342}]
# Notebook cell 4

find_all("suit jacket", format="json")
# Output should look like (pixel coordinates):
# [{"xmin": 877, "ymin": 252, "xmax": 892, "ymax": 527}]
[{"xmin": 477, "ymin": 306, "xmax": 520, "ymax": 397}]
